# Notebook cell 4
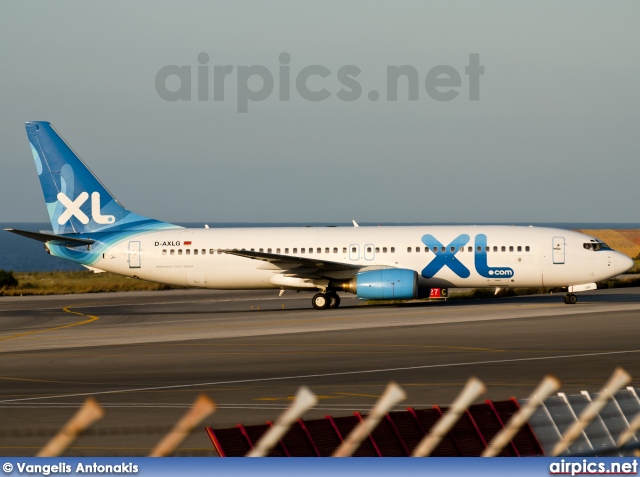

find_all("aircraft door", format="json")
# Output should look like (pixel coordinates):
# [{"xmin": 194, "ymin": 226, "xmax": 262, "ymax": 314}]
[
  {"xmin": 364, "ymin": 243, "xmax": 375, "ymax": 261},
  {"xmin": 349, "ymin": 243, "xmax": 360, "ymax": 261},
  {"xmin": 128, "ymin": 241, "xmax": 141, "ymax": 268},
  {"xmin": 552, "ymin": 236, "xmax": 565, "ymax": 264}
]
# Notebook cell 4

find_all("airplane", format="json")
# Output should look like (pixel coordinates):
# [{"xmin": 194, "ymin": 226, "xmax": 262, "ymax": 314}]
[{"xmin": 6, "ymin": 121, "xmax": 635, "ymax": 309}]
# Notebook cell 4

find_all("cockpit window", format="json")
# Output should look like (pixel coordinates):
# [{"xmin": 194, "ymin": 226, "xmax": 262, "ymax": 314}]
[{"xmin": 584, "ymin": 242, "xmax": 612, "ymax": 251}]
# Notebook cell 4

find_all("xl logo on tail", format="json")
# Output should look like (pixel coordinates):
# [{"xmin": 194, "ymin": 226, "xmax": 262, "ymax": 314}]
[{"xmin": 57, "ymin": 192, "xmax": 115, "ymax": 225}]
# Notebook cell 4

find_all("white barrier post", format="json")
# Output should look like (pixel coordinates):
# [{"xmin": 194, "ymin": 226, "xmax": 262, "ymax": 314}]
[
  {"xmin": 247, "ymin": 387, "xmax": 318, "ymax": 457},
  {"xmin": 333, "ymin": 382, "xmax": 407, "ymax": 457},
  {"xmin": 552, "ymin": 367, "xmax": 631, "ymax": 456},
  {"xmin": 149, "ymin": 394, "xmax": 216, "ymax": 457},
  {"xmin": 37, "ymin": 397, "xmax": 105, "ymax": 457},
  {"xmin": 412, "ymin": 377, "xmax": 486, "ymax": 457},
  {"xmin": 482, "ymin": 375, "xmax": 560, "ymax": 457}
]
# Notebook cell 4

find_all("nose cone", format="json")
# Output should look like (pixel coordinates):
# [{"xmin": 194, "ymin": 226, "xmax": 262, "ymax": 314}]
[{"xmin": 615, "ymin": 252, "xmax": 635, "ymax": 275}]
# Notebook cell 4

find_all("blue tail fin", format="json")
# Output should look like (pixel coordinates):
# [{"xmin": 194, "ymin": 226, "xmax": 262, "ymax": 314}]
[{"xmin": 26, "ymin": 121, "xmax": 177, "ymax": 235}]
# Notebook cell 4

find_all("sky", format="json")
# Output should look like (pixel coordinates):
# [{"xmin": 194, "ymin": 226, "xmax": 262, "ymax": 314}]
[{"xmin": 1, "ymin": 1, "xmax": 639, "ymax": 225}]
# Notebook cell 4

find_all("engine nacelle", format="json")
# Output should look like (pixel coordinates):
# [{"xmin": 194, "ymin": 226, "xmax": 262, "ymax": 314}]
[{"xmin": 341, "ymin": 269, "xmax": 418, "ymax": 300}]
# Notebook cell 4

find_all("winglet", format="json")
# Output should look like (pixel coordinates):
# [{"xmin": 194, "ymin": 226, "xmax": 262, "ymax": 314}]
[{"xmin": 352, "ymin": 220, "xmax": 359, "ymax": 227}]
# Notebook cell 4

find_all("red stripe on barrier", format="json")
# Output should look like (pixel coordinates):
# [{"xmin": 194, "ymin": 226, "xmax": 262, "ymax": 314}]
[
  {"xmin": 236, "ymin": 424, "xmax": 254, "ymax": 450},
  {"xmin": 325, "ymin": 415, "xmax": 345, "ymax": 442},
  {"xmin": 486, "ymin": 399, "xmax": 520, "ymax": 456},
  {"xmin": 205, "ymin": 427, "xmax": 226, "ymax": 457},
  {"xmin": 354, "ymin": 412, "xmax": 382, "ymax": 457},
  {"xmin": 510, "ymin": 397, "xmax": 545, "ymax": 456},
  {"xmin": 298, "ymin": 419, "xmax": 321, "ymax": 457},
  {"xmin": 385, "ymin": 413, "xmax": 410, "ymax": 456}
]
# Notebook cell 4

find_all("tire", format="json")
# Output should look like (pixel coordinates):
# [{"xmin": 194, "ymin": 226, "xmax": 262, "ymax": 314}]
[
  {"xmin": 312, "ymin": 293, "xmax": 329, "ymax": 310},
  {"xmin": 568, "ymin": 294, "xmax": 577, "ymax": 305},
  {"xmin": 327, "ymin": 292, "xmax": 341, "ymax": 308},
  {"xmin": 563, "ymin": 295, "xmax": 569, "ymax": 304}
]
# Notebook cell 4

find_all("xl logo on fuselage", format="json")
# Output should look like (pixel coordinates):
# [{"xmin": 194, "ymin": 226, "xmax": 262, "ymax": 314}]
[
  {"xmin": 421, "ymin": 233, "xmax": 514, "ymax": 279},
  {"xmin": 57, "ymin": 192, "xmax": 115, "ymax": 225}
]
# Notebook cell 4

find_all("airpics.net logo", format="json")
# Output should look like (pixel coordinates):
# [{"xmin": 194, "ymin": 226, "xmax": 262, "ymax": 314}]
[{"xmin": 155, "ymin": 52, "xmax": 484, "ymax": 112}]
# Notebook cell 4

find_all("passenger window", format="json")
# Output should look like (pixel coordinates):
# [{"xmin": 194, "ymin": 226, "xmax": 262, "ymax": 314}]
[
  {"xmin": 186, "ymin": 249, "xmax": 190, "ymax": 255},
  {"xmin": 217, "ymin": 250, "xmax": 222, "ymax": 254},
  {"xmin": 425, "ymin": 246, "xmax": 430, "ymax": 252},
  {"xmin": 343, "ymin": 247, "xmax": 347, "ymax": 253},
  {"xmin": 441, "ymin": 247, "xmax": 446, "ymax": 252},
  {"xmin": 383, "ymin": 247, "xmax": 387, "ymax": 253},
  {"xmin": 259, "ymin": 248, "xmax": 263, "ymax": 252},
  {"xmin": 391, "ymin": 247, "xmax": 395, "ymax": 253},
  {"xmin": 468, "ymin": 246, "xmax": 473, "ymax": 252},
  {"xmin": 485, "ymin": 246, "xmax": 489, "ymax": 252},
  {"xmin": 416, "ymin": 247, "xmax": 420, "ymax": 253},
  {"xmin": 333, "ymin": 247, "xmax": 338, "ymax": 253},
  {"xmin": 267, "ymin": 248, "xmax": 272, "ymax": 253},
  {"xmin": 170, "ymin": 249, "xmax": 175, "ymax": 255},
  {"xmin": 517, "ymin": 246, "xmax": 522, "ymax": 252},
  {"xmin": 493, "ymin": 246, "xmax": 498, "ymax": 252},
  {"xmin": 477, "ymin": 246, "xmax": 481, "ymax": 252},
  {"xmin": 317, "ymin": 248, "xmax": 322, "ymax": 253},
  {"xmin": 209, "ymin": 249, "xmax": 214, "ymax": 254},
  {"xmin": 276, "ymin": 248, "xmax": 281, "ymax": 253},
  {"xmin": 178, "ymin": 249, "xmax": 182, "ymax": 255},
  {"xmin": 301, "ymin": 248, "xmax": 305, "ymax": 253},
  {"xmin": 251, "ymin": 248, "xmax": 255, "ymax": 251},
  {"xmin": 509, "ymin": 246, "xmax": 514, "ymax": 252},
  {"xmin": 325, "ymin": 247, "xmax": 330, "ymax": 253},
  {"xmin": 202, "ymin": 249, "xmax": 206, "ymax": 255},
  {"xmin": 501, "ymin": 246, "xmax": 506, "ymax": 252},
  {"xmin": 193, "ymin": 249, "xmax": 198, "ymax": 255},
  {"xmin": 407, "ymin": 247, "xmax": 412, "ymax": 253},
  {"xmin": 162, "ymin": 249, "xmax": 167, "ymax": 255},
  {"xmin": 525, "ymin": 246, "xmax": 530, "ymax": 252},
  {"xmin": 375, "ymin": 247, "xmax": 380, "ymax": 253},
  {"xmin": 451, "ymin": 246, "xmax": 456, "ymax": 253},
  {"xmin": 293, "ymin": 248, "xmax": 297, "ymax": 253},
  {"xmin": 368, "ymin": 247, "xmax": 373, "ymax": 253},
  {"xmin": 460, "ymin": 246, "xmax": 464, "ymax": 252},
  {"xmin": 352, "ymin": 247, "xmax": 356, "ymax": 253}
]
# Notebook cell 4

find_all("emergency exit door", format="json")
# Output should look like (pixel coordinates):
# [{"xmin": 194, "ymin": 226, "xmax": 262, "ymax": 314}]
[
  {"xmin": 128, "ymin": 241, "xmax": 141, "ymax": 268},
  {"xmin": 552, "ymin": 236, "xmax": 565, "ymax": 264}
]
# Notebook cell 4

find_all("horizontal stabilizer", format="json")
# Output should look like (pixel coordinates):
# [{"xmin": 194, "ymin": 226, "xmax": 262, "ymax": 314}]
[{"xmin": 4, "ymin": 228, "xmax": 95, "ymax": 247}]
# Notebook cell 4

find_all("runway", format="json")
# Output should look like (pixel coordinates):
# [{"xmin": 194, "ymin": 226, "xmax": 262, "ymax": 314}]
[{"xmin": 0, "ymin": 287, "xmax": 639, "ymax": 456}]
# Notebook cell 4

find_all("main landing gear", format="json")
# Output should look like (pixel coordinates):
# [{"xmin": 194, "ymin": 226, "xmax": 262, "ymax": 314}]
[
  {"xmin": 312, "ymin": 291, "xmax": 341, "ymax": 310},
  {"xmin": 564, "ymin": 293, "xmax": 577, "ymax": 305}
]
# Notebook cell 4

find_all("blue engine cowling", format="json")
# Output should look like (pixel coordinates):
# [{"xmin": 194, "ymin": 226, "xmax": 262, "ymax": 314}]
[{"xmin": 355, "ymin": 269, "xmax": 418, "ymax": 300}]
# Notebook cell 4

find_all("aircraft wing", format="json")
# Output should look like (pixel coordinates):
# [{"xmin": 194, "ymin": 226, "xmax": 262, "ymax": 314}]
[
  {"xmin": 221, "ymin": 249, "xmax": 364, "ymax": 278},
  {"xmin": 4, "ymin": 228, "xmax": 95, "ymax": 247}
]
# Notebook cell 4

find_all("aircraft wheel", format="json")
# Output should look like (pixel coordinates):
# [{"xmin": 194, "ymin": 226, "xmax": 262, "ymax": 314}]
[
  {"xmin": 568, "ymin": 293, "xmax": 577, "ymax": 304},
  {"xmin": 327, "ymin": 292, "xmax": 341, "ymax": 308},
  {"xmin": 312, "ymin": 293, "xmax": 330, "ymax": 310}
]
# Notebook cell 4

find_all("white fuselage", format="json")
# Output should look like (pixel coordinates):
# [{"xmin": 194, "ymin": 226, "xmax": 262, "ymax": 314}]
[{"xmin": 72, "ymin": 225, "xmax": 630, "ymax": 292}]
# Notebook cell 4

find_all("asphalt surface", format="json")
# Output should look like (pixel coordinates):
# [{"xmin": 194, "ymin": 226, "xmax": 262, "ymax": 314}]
[{"xmin": 1, "ymin": 287, "xmax": 639, "ymax": 456}]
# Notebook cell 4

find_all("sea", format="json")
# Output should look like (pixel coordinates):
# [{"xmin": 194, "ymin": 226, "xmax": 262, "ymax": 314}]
[{"xmin": 1, "ymin": 222, "xmax": 638, "ymax": 272}]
